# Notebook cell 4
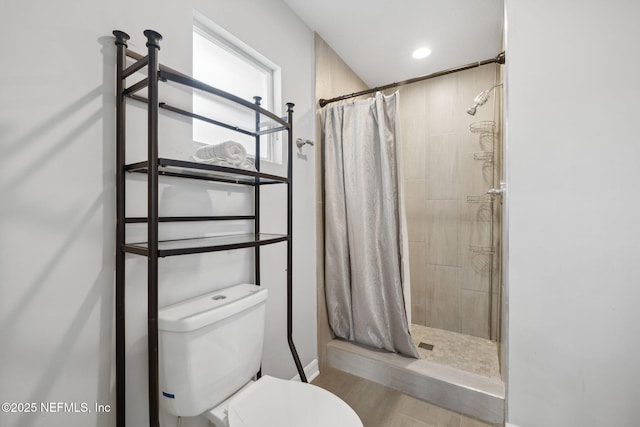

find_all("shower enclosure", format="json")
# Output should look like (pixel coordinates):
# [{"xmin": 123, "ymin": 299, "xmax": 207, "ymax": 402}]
[
  {"xmin": 400, "ymin": 63, "xmax": 503, "ymax": 344},
  {"xmin": 315, "ymin": 36, "xmax": 505, "ymax": 423}
]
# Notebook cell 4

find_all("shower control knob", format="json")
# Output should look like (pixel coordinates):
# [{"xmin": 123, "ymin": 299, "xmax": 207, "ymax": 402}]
[{"xmin": 486, "ymin": 183, "xmax": 506, "ymax": 196}]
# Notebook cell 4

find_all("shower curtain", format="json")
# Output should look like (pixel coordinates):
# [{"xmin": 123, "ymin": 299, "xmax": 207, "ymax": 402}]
[{"xmin": 322, "ymin": 92, "xmax": 418, "ymax": 358}]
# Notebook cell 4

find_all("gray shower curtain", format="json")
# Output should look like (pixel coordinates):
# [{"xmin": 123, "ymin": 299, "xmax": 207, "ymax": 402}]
[{"xmin": 321, "ymin": 92, "xmax": 418, "ymax": 358}]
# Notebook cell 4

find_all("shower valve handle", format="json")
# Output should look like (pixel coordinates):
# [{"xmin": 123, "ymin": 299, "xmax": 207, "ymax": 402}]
[{"xmin": 486, "ymin": 183, "xmax": 506, "ymax": 196}]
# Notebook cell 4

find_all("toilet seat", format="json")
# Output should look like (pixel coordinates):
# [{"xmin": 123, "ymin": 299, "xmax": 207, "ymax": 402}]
[{"xmin": 225, "ymin": 375, "xmax": 363, "ymax": 427}]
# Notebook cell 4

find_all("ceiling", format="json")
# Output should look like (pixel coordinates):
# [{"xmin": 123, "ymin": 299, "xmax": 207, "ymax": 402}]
[{"xmin": 283, "ymin": 0, "xmax": 504, "ymax": 88}]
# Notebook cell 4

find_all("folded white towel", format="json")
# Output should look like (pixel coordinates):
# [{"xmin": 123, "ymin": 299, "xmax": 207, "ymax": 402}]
[
  {"xmin": 191, "ymin": 141, "xmax": 256, "ymax": 171},
  {"xmin": 193, "ymin": 141, "xmax": 246, "ymax": 165},
  {"xmin": 213, "ymin": 141, "xmax": 247, "ymax": 165}
]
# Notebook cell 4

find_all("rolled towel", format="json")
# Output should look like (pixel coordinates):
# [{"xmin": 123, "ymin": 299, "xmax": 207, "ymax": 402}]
[
  {"xmin": 192, "ymin": 158, "xmax": 234, "ymax": 167},
  {"xmin": 193, "ymin": 141, "xmax": 247, "ymax": 165},
  {"xmin": 216, "ymin": 141, "xmax": 247, "ymax": 165},
  {"xmin": 238, "ymin": 158, "xmax": 256, "ymax": 171},
  {"xmin": 191, "ymin": 141, "xmax": 256, "ymax": 171}
]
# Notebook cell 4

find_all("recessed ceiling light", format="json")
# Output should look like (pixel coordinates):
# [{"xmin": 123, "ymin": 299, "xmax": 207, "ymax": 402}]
[{"xmin": 412, "ymin": 47, "xmax": 432, "ymax": 59}]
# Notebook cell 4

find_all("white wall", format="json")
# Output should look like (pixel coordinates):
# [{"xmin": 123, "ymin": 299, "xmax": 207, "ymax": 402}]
[
  {"xmin": 0, "ymin": 1, "xmax": 316, "ymax": 427},
  {"xmin": 505, "ymin": 1, "xmax": 640, "ymax": 426}
]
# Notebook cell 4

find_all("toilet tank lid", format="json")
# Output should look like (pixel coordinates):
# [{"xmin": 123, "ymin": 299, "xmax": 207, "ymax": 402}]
[{"xmin": 158, "ymin": 284, "xmax": 267, "ymax": 333}]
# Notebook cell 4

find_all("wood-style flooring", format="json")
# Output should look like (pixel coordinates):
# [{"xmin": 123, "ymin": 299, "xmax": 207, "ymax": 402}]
[{"xmin": 312, "ymin": 367, "xmax": 500, "ymax": 427}]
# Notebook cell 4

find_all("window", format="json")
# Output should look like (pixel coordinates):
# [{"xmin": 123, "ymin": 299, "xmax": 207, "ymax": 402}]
[{"xmin": 192, "ymin": 15, "xmax": 282, "ymax": 162}]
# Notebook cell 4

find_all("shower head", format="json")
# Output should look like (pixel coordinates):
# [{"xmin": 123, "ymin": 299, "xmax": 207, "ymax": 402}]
[
  {"xmin": 466, "ymin": 84, "xmax": 502, "ymax": 116},
  {"xmin": 466, "ymin": 89, "xmax": 491, "ymax": 115}
]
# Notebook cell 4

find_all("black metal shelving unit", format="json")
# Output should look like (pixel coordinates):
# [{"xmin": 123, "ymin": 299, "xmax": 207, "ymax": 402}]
[{"xmin": 113, "ymin": 29, "xmax": 307, "ymax": 427}]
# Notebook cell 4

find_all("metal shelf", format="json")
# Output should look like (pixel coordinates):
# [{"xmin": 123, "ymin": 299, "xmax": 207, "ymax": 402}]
[
  {"xmin": 123, "ymin": 233, "xmax": 288, "ymax": 257},
  {"xmin": 114, "ymin": 29, "xmax": 306, "ymax": 427},
  {"xmin": 158, "ymin": 69, "xmax": 290, "ymax": 130},
  {"xmin": 125, "ymin": 158, "xmax": 287, "ymax": 185}
]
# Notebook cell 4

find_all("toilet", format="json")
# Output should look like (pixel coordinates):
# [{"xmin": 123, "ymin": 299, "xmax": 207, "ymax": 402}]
[{"xmin": 158, "ymin": 283, "xmax": 363, "ymax": 427}]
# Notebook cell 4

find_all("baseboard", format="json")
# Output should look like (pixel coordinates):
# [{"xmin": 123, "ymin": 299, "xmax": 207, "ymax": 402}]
[
  {"xmin": 505, "ymin": 423, "xmax": 520, "ymax": 427},
  {"xmin": 291, "ymin": 358, "xmax": 319, "ymax": 382}
]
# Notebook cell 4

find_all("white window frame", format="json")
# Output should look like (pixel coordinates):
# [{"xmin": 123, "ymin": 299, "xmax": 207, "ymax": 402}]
[{"xmin": 192, "ymin": 11, "xmax": 283, "ymax": 164}]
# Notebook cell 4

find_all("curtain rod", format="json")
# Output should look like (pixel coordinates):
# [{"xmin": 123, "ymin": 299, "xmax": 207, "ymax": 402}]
[{"xmin": 318, "ymin": 51, "xmax": 505, "ymax": 108}]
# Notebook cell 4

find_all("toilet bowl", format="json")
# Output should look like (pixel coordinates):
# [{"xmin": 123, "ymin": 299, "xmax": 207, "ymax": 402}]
[
  {"xmin": 204, "ymin": 375, "xmax": 362, "ymax": 427},
  {"xmin": 157, "ymin": 283, "xmax": 362, "ymax": 427}
]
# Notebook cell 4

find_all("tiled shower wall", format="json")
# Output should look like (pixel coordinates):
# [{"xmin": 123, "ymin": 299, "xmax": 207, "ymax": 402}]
[{"xmin": 398, "ymin": 64, "xmax": 503, "ymax": 340}]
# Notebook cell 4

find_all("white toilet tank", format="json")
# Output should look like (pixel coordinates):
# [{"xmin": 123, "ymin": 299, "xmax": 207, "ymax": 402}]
[{"xmin": 158, "ymin": 283, "xmax": 268, "ymax": 417}]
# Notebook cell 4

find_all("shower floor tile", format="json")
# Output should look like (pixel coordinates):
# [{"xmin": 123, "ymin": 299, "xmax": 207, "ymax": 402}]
[{"xmin": 410, "ymin": 323, "xmax": 500, "ymax": 380}]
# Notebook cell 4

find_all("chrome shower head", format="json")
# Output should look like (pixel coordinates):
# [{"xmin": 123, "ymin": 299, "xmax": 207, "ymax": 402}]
[
  {"xmin": 466, "ymin": 84, "xmax": 502, "ymax": 116},
  {"xmin": 466, "ymin": 89, "xmax": 491, "ymax": 115}
]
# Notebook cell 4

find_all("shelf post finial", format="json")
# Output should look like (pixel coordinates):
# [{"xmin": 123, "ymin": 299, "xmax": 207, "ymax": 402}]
[
  {"xmin": 144, "ymin": 29, "xmax": 163, "ymax": 50},
  {"xmin": 113, "ymin": 30, "xmax": 130, "ymax": 47},
  {"xmin": 286, "ymin": 102, "xmax": 295, "ymax": 113}
]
